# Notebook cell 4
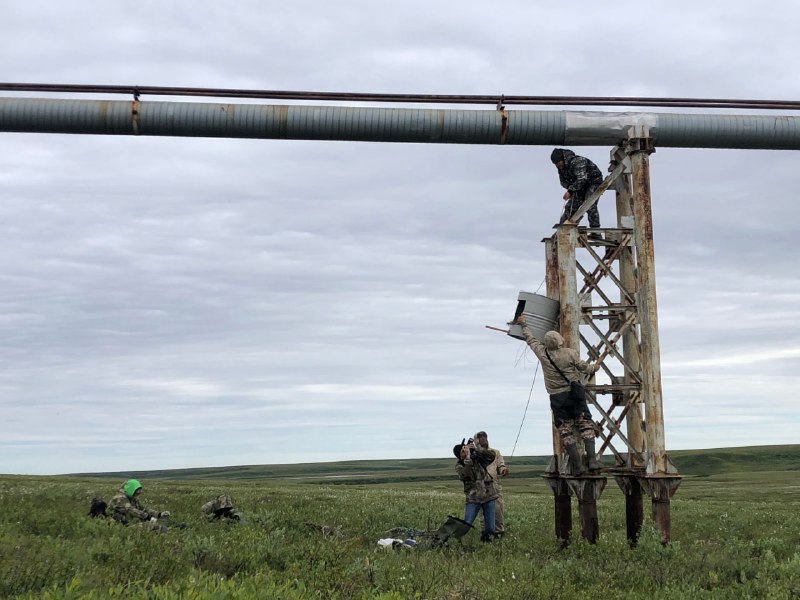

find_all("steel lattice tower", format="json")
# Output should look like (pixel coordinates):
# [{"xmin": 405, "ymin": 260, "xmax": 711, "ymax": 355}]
[{"xmin": 541, "ymin": 128, "xmax": 682, "ymax": 546}]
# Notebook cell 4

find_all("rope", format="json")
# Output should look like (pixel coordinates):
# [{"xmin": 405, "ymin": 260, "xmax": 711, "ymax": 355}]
[
  {"xmin": 509, "ymin": 279, "xmax": 545, "ymax": 457},
  {"xmin": 510, "ymin": 360, "xmax": 540, "ymax": 458},
  {"xmin": 534, "ymin": 277, "xmax": 546, "ymax": 294}
]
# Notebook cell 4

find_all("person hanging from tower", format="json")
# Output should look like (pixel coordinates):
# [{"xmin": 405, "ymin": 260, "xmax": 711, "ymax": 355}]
[{"xmin": 515, "ymin": 315, "xmax": 601, "ymax": 475}]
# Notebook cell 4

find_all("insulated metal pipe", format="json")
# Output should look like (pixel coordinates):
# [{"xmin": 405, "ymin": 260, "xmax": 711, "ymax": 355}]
[{"xmin": 3, "ymin": 97, "xmax": 800, "ymax": 149}]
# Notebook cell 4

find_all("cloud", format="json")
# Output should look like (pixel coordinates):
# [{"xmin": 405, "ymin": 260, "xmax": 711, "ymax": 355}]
[{"xmin": 0, "ymin": 1, "xmax": 799, "ymax": 474}]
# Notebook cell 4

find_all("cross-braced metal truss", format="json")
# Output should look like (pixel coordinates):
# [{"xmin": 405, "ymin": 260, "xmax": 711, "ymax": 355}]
[{"xmin": 573, "ymin": 228, "xmax": 645, "ymax": 469}]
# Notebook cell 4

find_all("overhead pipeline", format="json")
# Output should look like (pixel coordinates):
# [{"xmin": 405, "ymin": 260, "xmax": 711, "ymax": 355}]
[{"xmin": 2, "ymin": 97, "xmax": 800, "ymax": 149}]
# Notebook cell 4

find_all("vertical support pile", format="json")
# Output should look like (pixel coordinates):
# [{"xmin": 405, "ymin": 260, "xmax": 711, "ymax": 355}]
[
  {"xmin": 542, "ymin": 237, "xmax": 573, "ymax": 545},
  {"xmin": 613, "ymin": 143, "xmax": 646, "ymax": 546},
  {"xmin": 626, "ymin": 129, "xmax": 682, "ymax": 543}
]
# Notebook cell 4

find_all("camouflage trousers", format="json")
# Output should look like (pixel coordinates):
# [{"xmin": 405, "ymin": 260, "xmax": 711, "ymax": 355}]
[
  {"xmin": 560, "ymin": 181, "xmax": 601, "ymax": 228},
  {"xmin": 550, "ymin": 390, "xmax": 596, "ymax": 447},
  {"xmin": 557, "ymin": 414, "xmax": 596, "ymax": 447}
]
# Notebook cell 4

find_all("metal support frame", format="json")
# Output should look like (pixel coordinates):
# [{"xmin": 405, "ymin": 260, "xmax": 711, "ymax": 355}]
[
  {"xmin": 540, "ymin": 224, "xmax": 609, "ymax": 545},
  {"xmin": 543, "ymin": 128, "xmax": 681, "ymax": 545}
]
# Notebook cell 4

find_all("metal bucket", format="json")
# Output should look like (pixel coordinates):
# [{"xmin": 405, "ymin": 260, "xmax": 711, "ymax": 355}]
[{"xmin": 507, "ymin": 291, "xmax": 560, "ymax": 341}]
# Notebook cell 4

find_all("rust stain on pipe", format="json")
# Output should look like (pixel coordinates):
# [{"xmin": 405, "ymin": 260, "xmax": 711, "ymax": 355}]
[
  {"xmin": 276, "ymin": 105, "xmax": 289, "ymax": 138},
  {"xmin": 98, "ymin": 100, "xmax": 108, "ymax": 128},
  {"xmin": 131, "ymin": 99, "xmax": 140, "ymax": 135},
  {"xmin": 498, "ymin": 103, "xmax": 508, "ymax": 144}
]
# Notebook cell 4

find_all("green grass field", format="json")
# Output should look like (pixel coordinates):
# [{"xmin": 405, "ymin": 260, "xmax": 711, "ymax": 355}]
[{"xmin": 1, "ymin": 446, "xmax": 799, "ymax": 599}]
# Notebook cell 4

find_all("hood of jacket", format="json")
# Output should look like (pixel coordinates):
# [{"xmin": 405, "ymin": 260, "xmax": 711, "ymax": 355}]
[
  {"xmin": 551, "ymin": 148, "xmax": 577, "ymax": 165},
  {"xmin": 543, "ymin": 330, "xmax": 564, "ymax": 350}
]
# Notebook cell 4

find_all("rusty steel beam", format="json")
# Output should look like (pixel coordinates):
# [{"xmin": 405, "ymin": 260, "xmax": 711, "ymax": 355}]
[
  {"xmin": 555, "ymin": 225, "xmax": 580, "ymax": 349},
  {"xmin": 544, "ymin": 237, "xmax": 573, "ymax": 545},
  {"xmin": 626, "ymin": 130, "xmax": 683, "ymax": 544},
  {"xmin": 627, "ymin": 130, "xmax": 668, "ymax": 475},
  {"xmin": 544, "ymin": 238, "xmax": 563, "ymax": 465},
  {"xmin": 555, "ymin": 227, "xmax": 584, "ymax": 476},
  {"xmin": 613, "ymin": 147, "xmax": 646, "ymax": 470},
  {"xmin": 6, "ymin": 82, "xmax": 800, "ymax": 111}
]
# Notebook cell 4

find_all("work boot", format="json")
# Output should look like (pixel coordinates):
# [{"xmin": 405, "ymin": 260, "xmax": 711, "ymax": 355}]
[
  {"xmin": 565, "ymin": 443, "xmax": 585, "ymax": 476},
  {"xmin": 584, "ymin": 438, "xmax": 602, "ymax": 471},
  {"xmin": 588, "ymin": 230, "xmax": 603, "ymax": 241}
]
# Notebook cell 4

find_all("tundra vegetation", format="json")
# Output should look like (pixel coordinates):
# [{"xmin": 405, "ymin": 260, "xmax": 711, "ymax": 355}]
[{"xmin": 1, "ymin": 446, "xmax": 798, "ymax": 599}]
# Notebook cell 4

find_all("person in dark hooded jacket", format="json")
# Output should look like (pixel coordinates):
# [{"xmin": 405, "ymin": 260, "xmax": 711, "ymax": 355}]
[
  {"xmin": 516, "ymin": 316, "xmax": 601, "ymax": 475},
  {"xmin": 550, "ymin": 148, "xmax": 604, "ymax": 232}
]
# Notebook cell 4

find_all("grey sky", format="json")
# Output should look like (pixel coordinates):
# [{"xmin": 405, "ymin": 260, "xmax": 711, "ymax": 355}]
[{"xmin": 1, "ymin": 2, "xmax": 798, "ymax": 474}]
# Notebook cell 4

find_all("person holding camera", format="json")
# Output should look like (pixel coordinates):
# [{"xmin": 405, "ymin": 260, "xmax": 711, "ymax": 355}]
[
  {"xmin": 516, "ymin": 315, "xmax": 601, "ymax": 475},
  {"xmin": 453, "ymin": 438, "xmax": 499, "ymax": 542},
  {"xmin": 474, "ymin": 430, "xmax": 508, "ymax": 537}
]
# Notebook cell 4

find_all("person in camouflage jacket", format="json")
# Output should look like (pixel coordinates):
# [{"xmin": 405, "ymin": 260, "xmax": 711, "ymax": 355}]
[
  {"xmin": 108, "ymin": 479, "xmax": 170, "ymax": 531},
  {"xmin": 516, "ymin": 315, "xmax": 602, "ymax": 475},
  {"xmin": 550, "ymin": 148, "xmax": 603, "ymax": 230},
  {"xmin": 201, "ymin": 494, "xmax": 241, "ymax": 521},
  {"xmin": 454, "ymin": 439, "xmax": 499, "ymax": 542},
  {"xmin": 474, "ymin": 430, "xmax": 508, "ymax": 537}
]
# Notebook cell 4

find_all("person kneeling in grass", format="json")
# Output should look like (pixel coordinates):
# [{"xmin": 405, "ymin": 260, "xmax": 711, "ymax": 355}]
[{"xmin": 108, "ymin": 479, "xmax": 170, "ymax": 532}]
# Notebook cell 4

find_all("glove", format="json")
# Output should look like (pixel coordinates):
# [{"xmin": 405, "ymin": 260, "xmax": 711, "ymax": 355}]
[{"xmin": 159, "ymin": 511, "xmax": 171, "ymax": 518}]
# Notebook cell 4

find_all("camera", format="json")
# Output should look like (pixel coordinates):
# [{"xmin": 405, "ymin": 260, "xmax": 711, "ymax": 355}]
[{"xmin": 466, "ymin": 438, "xmax": 477, "ymax": 460}]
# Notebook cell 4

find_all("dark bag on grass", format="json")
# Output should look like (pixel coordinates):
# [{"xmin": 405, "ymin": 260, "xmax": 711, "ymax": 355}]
[{"xmin": 88, "ymin": 497, "xmax": 108, "ymax": 518}]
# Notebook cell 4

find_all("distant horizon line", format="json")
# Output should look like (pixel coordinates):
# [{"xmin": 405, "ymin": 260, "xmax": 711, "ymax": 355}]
[{"xmin": 23, "ymin": 442, "xmax": 797, "ymax": 478}]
